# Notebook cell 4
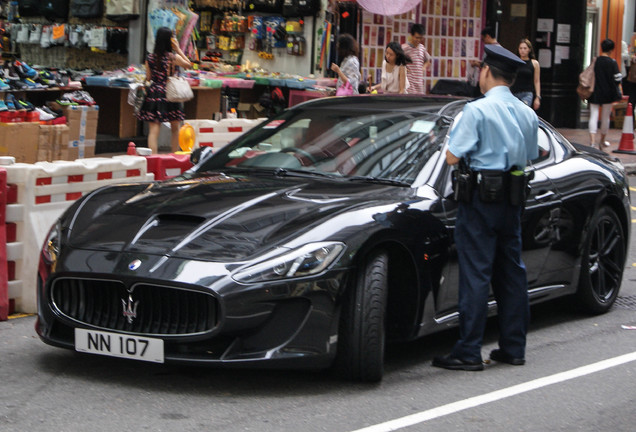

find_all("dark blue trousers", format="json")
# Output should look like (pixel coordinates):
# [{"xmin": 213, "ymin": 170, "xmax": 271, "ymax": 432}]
[{"xmin": 451, "ymin": 192, "xmax": 529, "ymax": 363}]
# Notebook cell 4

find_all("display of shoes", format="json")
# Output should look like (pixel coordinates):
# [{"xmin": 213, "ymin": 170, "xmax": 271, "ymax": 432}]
[
  {"xmin": 0, "ymin": 100, "xmax": 7, "ymax": 112},
  {"xmin": 0, "ymin": 78, "xmax": 9, "ymax": 90}
]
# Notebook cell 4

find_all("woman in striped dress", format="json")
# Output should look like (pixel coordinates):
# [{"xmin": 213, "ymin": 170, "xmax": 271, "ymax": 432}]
[{"xmin": 136, "ymin": 27, "xmax": 192, "ymax": 153}]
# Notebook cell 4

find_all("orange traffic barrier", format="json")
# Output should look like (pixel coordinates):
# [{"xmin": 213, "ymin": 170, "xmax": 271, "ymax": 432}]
[{"xmin": 614, "ymin": 103, "xmax": 636, "ymax": 154}]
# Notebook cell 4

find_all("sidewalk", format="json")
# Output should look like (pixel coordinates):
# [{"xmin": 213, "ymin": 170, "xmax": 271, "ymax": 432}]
[{"xmin": 557, "ymin": 127, "xmax": 636, "ymax": 174}]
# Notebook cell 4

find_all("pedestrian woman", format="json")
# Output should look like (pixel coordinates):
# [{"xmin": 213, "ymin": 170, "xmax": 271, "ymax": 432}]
[
  {"xmin": 588, "ymin": 39, "xmax": 623, "ymax": 150},
  {"xmin": 370, "ymin": 42, "xmax": 412, "ymax": 94},
  {"xmin": 136, "ymin": 26, "xmax": 193, "ymax": 153},
  {"xmin": 330, "ymin": 33, "xmax": 361, "ymax": 95},
  {"xmin": 511, "ymin": 38, "xmax": 541, "ymax": 110}
]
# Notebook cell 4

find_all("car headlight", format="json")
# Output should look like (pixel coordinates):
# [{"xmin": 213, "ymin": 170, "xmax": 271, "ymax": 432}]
[
  {"xmin": 232, "ymin": 242, "xmax": 346, "ymax": 283},
  {"xmin": 42, "ymin": 222, "xmax": 61, "ymax": 265}
]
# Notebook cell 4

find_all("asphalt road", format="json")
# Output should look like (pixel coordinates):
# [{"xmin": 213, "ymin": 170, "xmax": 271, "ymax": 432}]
[{"xmin": 2, "ymin": 190, "xmax": 636, "ymax": 431}]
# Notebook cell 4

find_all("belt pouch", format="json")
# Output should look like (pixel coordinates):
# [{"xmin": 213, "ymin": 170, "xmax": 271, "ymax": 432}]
[
  {"xmin": 477, "ymin": 170, "xmax": 505, "ymax": 203},
  {"xmin": 509, "ymin": 170, "xmax": 527, "ymax": 206},
  {"xmin": 452, "ymin": 169, "xmax": 473, "ymax": 203}
]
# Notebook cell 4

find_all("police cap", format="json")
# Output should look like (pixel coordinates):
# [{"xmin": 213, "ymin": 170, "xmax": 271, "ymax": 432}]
[{"xmin": 483, "ymin": 44, "xmax": 525, "ymax": 73}]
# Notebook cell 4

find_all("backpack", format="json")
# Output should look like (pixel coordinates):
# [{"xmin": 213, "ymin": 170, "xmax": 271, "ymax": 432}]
[
  {"xmin": 106, "ymin": 0, "xmax": 141, "ymax": 21},
  {"xmin": 18, "ymin": 0, "xmax": 41, "ymax": 16},
  {"xmin": 41, "ymin": 0, "xmax": 70, "ymax": 21},
  {"xmin": 70, "ymin": 0, "xmax": 103, "ymax": 18},
  {"xmin": 282, "ymin": 0, "xmax": 319, "ymax": 17}
]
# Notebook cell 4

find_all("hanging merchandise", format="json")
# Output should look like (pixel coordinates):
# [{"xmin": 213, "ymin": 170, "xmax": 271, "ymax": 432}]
[
  {"xmin": 16, "ymin": 24, "xmax": 29, "ymax": 44},
  {"xmin": 50, "ymin": 24, "xmax": 67, "ymax": 46},
  {"xmin": 282, "ymin": 0, "xmax": 319, "ymax": 17},
  {"xmin": 247, "ymin": 0, "xmax": 282, "ymax": 13},
  {"xmin": 41, "ymin": 1, "xmax": 71, "ymax": 21},
  {"xmin": 40, "ymin": 25, "xmax": 52, "ymax": 49},
  {"xmin": 107, "ymin": 27, "xmax": 129, "ymax": 54},
  {"xmin": 106, "ymin": 0, "xmax": 141, "ymax": 21},
  {"xmin": 70, "ymin": 0, "xmax": 104, "ymax": 18},
  {"xmin": 28, "ymin": 24, "xmax": 42, "ymax": 44}
]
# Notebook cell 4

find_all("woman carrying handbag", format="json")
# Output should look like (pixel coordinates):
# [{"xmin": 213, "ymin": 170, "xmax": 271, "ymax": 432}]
[
  {"xmin": 136, "ymin": 27, "xmax": 193, "ymax": 153},
  {"xmin": 331, "ymin": 34, "xmax": 361, "ymax": 96}
]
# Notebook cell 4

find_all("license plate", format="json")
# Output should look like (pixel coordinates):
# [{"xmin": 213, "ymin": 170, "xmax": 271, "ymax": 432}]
[{"xmin": 75, "ymin": 329, "xmax": 164, "ymax": 363}]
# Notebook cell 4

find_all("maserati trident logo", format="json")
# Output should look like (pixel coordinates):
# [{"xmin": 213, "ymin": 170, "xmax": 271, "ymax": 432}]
[
  {"xmin": 121, "ymin": 294, "xmax": 139, "ymax": 324},
  {"xmin": 128, "ymin": 259, "xmax": 142, "ymax": 270}
]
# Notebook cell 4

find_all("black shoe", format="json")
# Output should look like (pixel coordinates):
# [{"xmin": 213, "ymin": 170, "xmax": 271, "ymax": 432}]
[
  {"xmin": 489, "ymin": 349, "xmax": 525, "ymax": 366},
  {"xmin": 432, "ymin": 354, "xmax": 484, "ymax": 371}
]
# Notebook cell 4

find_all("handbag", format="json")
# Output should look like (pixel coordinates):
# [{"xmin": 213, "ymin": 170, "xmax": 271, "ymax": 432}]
[
  {"xmin": 336, "ymin": 81, "xmax": 354, "ymax": 96},
  {"xmin": 129, "ymin": 83, "xmax": 147, "ymax": 115},
  {"xmin": 577, "ymin": 58, "xmax": 596, "ymax": 100},
  {"xmin": 165, "ymin": 60, "xmax": 194, "ymax": 103}
]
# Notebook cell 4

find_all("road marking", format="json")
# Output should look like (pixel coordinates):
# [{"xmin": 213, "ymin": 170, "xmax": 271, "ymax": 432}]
[
  {"xmin": 631, "ymin": 206, "xmax": 636, "ymax": 211},
  {"xmin": 350, "ymin": 351, "xmax": 636, "ymax": 432},
  {"xmin": 630, "ymin": 187, "xmax": 636, "ymax": 192}
]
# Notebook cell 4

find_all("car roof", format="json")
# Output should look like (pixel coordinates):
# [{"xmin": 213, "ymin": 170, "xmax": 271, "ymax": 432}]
[{"xmin": 292, "ymin": 94, "xmax": 469, "ymax": 116}]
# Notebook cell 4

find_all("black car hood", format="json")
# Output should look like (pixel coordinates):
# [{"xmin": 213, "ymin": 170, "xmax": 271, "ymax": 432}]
[{"xmin": 67, "ymin": 171, "xmax": 413, "ymax": 262}]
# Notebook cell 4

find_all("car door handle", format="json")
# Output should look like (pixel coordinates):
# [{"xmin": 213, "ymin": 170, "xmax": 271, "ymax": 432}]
[{"xmin": 535, "ymin": 190, "xmax": 555, "ymax": 201}]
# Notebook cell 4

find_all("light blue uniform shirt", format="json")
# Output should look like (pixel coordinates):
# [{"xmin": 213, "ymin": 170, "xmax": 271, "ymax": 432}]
[{"xmin": 448, "ymin": 85, "xmax": 539, "ymax": 170}]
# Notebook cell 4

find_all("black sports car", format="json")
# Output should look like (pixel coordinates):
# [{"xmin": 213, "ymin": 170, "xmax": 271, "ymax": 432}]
[{"xmin": 36, "ymin": 96, "xmax": 630, "ymax": 382}]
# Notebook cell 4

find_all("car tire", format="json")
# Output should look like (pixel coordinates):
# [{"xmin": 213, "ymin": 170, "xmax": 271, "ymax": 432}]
[
  {"xmin": 335, "ymin": 250, "xmax": 389, "ymax": 382},
  {"xmin": 575, "ymin": 206, "xmax": 625, "ymax": 314}
]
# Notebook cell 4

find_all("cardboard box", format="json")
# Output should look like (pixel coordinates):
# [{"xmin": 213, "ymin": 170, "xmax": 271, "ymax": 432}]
[
  {"xmin": 64, "ymin": 105, "xmax": 99, "ymax": 158},
  {"xmin": 0, "ymin": 122, "xmax": 40, "ymax": 163},
  {"xmin": 38, "ymin": 124, "xmax": 71, "ymax": 161}
]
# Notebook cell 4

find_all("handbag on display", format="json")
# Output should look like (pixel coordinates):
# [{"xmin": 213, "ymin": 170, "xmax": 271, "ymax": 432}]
[
  {"xmin": 336, "ymin": 81, "xmax": 354, "ymax": 96},
  {"xmin": 577, "ymin": 57, "xmax": 596, "ymax": 101}
]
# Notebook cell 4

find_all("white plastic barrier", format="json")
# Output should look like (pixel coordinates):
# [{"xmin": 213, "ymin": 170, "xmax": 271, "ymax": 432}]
[
  {"xmin": 185, "ymin": 118, "xmax": 265, "ymax": 151},
  {"xmin": 5, "ymin": 156, "xmax": 154, "ymax": 313}
]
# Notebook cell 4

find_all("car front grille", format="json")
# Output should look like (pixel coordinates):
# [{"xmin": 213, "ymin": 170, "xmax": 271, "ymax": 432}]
[{"xmin": 51, "ymin": 278, "xmax": 217, "ymax": 336}]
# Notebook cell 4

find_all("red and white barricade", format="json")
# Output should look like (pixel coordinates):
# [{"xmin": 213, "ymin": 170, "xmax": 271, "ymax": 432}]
[
  {"xmin": 186, "ymin": 118, "xmax": 265, "ymax": 151},
  {"xmin": 3, "ymin": 156, "xmax": 153, "ymax": 314}
]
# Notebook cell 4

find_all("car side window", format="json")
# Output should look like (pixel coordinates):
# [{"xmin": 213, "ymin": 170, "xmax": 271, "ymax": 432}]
[{"xmin": 532, "ymin": 128, "xmax": 551, "ymax": 165}]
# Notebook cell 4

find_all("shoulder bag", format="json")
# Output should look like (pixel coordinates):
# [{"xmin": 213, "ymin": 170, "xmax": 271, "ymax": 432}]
[
  {"xmin": 577, "ymin": 57, "xmax": 596, "ymax": 100},
  {"xmin": 165, "ymin": 59, "xmax": 194, "ymax": 103}
]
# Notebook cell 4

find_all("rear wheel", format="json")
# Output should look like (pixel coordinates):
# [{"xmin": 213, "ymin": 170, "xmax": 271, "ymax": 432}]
[
  {"xmin": 336, "ymin": 250, "xmax": 389, "ymax": 382},
  {"xmin": 576, "ymin": 206, "xmax": 625, "ymax": 314}
]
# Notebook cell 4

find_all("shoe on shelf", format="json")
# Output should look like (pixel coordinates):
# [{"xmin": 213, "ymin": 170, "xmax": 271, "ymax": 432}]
[
  {"xmin": 0, "ymin": 77, "xmax": 9, "ymax": 90},
  {"xmin": 35, "ymin": 107, "xmax": 56, "ymax": 121},
  {"xmin": 489, "ymin": 349, "xmax": 525, "ymax": 366},
  {"xmin": 5, "ymin": 94, "xmax": 21, "ymax": 111},
  {"xmin": 15, "ymin": 61, "xmax": 37, "ymax": 79},
  {"xmin": 16, "ymin": 99, "xmax": 34, "ymax": 111},
  {"xmin": 432, "ymin": 354, "xmax": 484, "ymax": 371},
  {"xmin": 0, "ymin": 100, "xmax": 8, "ymax": 112}
]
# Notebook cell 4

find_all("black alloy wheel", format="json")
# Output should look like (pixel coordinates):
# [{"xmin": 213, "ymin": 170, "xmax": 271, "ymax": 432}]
[
  {"xmin": 335, "ymin": 250, "xmax": 389, "ymax": 382},
  {"xmin": 576, "ymin": 206, "xmax": 625, "ymax": 314}
]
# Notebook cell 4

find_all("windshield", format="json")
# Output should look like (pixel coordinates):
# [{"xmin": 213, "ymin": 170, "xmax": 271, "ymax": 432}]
[{"xmin": 198, "ymin": 107, "xmax": 449, "ymax": 184}]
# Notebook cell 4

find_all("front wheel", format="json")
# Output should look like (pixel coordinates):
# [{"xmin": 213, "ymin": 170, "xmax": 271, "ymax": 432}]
[
  {"xmin": 335, "ymin": 250, "xmax": 389, "ymax": 382},
  {"xmin": 575, "ymin": 206, "xmax": 625, "ymax": 314}
]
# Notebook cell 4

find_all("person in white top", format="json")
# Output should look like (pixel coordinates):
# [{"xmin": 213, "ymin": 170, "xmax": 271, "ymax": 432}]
[
  {"xmin": 370, "ymin": 42, "xmax": 412, "ymax": 94},
  {"xmin": 402, "ymin": 23, "xmax": 431, "ymax": 94}
]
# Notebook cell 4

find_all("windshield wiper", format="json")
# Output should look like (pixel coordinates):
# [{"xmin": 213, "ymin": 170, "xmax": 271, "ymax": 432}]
[
  {"xmin": 346, "ymin": 175, "xmax": 411, "ymax": 187},
  {"xmin": 273, "ymin": 167, "xmax": 339, "ymax": 179}
]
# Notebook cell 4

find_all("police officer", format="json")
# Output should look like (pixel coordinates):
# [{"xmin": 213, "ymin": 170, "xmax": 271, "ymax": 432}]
[{"xmin": 433, "ymin": 45, "xmax": 539, "ymax": 371}]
